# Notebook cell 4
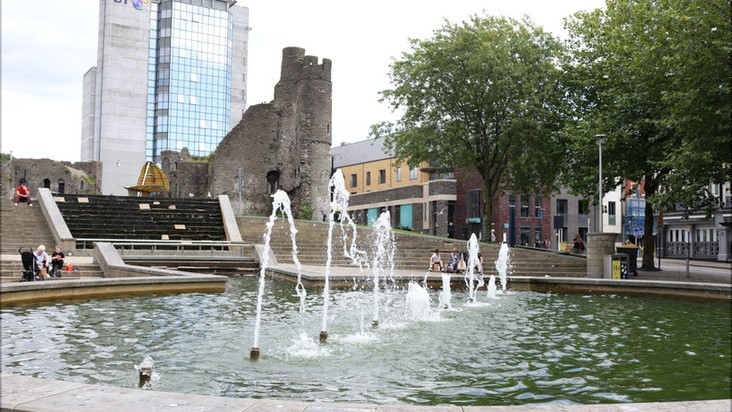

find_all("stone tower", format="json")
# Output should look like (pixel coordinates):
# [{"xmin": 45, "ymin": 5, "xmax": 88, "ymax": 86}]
[{"xmin": 209, "ymin": 47, "xmax": 332, "ymax": 217}]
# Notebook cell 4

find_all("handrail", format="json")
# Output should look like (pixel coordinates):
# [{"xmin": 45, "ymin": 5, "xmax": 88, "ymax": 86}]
[{"xmin": 76, "ymin": 239, "xmax": 253, "ymax": 256}]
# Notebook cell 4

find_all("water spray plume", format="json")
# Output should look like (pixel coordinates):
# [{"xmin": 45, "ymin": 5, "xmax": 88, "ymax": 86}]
[{"xmin": 251, "ymin": 190, "xmax": 305, "ymax": 360}]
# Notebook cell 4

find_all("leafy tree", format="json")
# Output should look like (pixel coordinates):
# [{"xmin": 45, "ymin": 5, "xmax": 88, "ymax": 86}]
[
  {"xmin": 562, "ymin": 0, "xmax": 731, "ymax": 269},
  {"xmin": 373, "ymin": 15, "xmax": 566, "ymax": 240}
]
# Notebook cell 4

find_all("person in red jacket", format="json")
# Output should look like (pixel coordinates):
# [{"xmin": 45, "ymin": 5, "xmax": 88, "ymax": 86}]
[{"xmin": 14, "ymin": 181, "xmax": 32, "ymax": 206}]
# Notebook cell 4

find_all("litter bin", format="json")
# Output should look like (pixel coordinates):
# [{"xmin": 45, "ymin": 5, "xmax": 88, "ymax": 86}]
[
  {"xmin": 616, "ymin": 245, "xmax": 638, "ymax": 276},
  {"xmin": 610, "ymin": 253, "xmax": 628, "ymax": 279}
]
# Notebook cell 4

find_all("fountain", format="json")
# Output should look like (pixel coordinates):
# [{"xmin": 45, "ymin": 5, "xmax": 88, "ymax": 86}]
[
  {"xmin": 250, "ymin": 190, "xmax": 305, "ymax": 360},
  {"xmin": 368, "ymin": 211, "xmax": 396, "ymax": 327},
  {"xmin": 495, "ymin": 242, "xmax": 510, "ymax": 292},
  {"xmin": 464, "ymin": 233, "xmax": 484, "ymax": 302},
  {"xmin": 134, "ymin": 356, "xmax": 155, "ymax": 388},
  {"xmin": 1, "ymin": 169, "xmax": 729, "ymax": 407},
  {"xmin": 486, "ymin": 274, "xmax": 497, "ymax": 299},
  {"xmin": 438, "ymin": 273, "xmax": 452, "ymax": 309}
]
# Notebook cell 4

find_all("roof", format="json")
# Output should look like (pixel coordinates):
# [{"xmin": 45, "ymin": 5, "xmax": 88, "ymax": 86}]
[{"xmin": 330, "ymin": 138, "xmax": 394, "ymax": 168}]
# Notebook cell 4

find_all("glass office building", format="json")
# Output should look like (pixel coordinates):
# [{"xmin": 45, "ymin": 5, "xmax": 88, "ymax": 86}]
[
  {"xmin": 82, "ymin": 0, "xmax": 248, "ymax": 195},
  {"xmin": 147, "ymin": 1, "xmax": 235, "ymax": 159}
]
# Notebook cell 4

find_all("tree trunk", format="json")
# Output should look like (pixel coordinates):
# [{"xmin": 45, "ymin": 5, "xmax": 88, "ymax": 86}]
[{"xmin": 641, "ymin": 192, "xmax": 657, "ymax": 270}]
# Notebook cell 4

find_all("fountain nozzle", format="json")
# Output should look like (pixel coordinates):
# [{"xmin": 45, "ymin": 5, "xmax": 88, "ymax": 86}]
[
  {"xmin": 135, "ymin": 356, "xmax": 154, "ymax": 388},
  {"xmin": 250, "ymin": 347, "xmax": 260, "ymax": 361},
  {"xmin": 319, "ymin": 331, "xmax": 328, "ymax": 343},
  {"xmin": 371, "ymin": 320, "xmax": 379, "ymax": 328}
]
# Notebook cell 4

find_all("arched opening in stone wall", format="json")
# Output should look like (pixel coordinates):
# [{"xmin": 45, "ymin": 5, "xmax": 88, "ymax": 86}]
[
  {"xmin": 267, "ymin": 171, "xmax": 280, "ymax": 195},
  {"xmin": 43, "ymin": 179, "xmax": 51, "ymax": 189},
  {"xmin": 57, "ymin": 179, "xmax": 65, "ymax": 194}
]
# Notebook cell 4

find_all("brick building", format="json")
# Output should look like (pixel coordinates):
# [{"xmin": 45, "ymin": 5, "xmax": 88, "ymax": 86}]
[
  {"xmin": 331, "ymin": 139, "xmax": 456, "ymax": 236},
  {"xmin": 454, "ymin": 168, "xmax": 551, "ymax": 245}
]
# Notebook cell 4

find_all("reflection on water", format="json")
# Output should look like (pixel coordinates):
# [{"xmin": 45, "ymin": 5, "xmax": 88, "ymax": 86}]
[{"xmin": 1, "ymin": 278, "xmax": 730, "ymax": 406}]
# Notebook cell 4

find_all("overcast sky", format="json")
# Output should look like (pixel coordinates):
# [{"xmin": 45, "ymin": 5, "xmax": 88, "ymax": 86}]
[{"xmin": 1, "ymin": 0, "xmax": 604, "ymax": 162}]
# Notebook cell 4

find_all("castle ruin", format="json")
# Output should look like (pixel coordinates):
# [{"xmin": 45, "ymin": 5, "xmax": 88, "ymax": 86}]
[{"xmin": 162, "ymin": 47, "xmax": 332, "ymax": 218}]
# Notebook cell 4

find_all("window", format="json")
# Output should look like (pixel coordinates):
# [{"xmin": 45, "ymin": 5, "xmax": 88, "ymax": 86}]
[
  {"xmin": 509, "ymin": 193, "xmax": 516, "ymax": 207},
  {"xmin": 396, "ymin": 167, "xmax": 402, "ymax": 182},
  {"xmin": 409, "ymin": 167, "xmax": 418, "ymax": 180},
  {"xmin": 350, "ymin": 174, "xmax": 357, "ymax": 188},
  {"xmin": 608, "ymin": 201, "xmax": 616, "ymax": 225},
  {"xmin": 556, "ymin": 199, "xmax": 568, "ymax": 215},
  {"xmin": 578, "ymin": 199, "xmax": 590, "ymax": 215},
  {"xmin": 378, "ymin": 169, "xmax": 386, "ymax": 184},
  {"xmin": 520, "ymin": 225, "xmax": 531, "ymax": 246},
  {"xmin": 467, "ymin": 189, "xmax": 481, "ymax": 218},
  {"xmin": 520, "ymin": 195, "xmax": 530, "ymax": 217},
  {"xmin": 366, "ymin": 171, "xmax": 371, "ymax": 186},
  {"xmin": 534, "ymin": 196, "xmax": 542, "ymax": 217}
]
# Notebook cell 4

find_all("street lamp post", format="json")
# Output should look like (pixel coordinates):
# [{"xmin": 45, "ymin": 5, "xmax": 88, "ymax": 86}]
[{"xmin": 595, "ymin": 134, "xmax": 606, "ymax": 233}]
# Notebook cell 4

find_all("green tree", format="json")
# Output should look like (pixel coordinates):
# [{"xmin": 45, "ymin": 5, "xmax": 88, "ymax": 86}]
[
  {"xmin": 562, "ymin": 0, "xmax": 731, "ymax": 269},
  {"xmin": 373, "ymin": 15, "xmax": 566, "ymax": 240}
]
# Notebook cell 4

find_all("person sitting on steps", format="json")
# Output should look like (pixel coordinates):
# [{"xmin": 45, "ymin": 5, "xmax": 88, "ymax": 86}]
[
  {"xmin": 33, "ymin": 245, "xmax": 49, "ymax": 279},
  {"xmin": 446, "ymin": 248, "xmax": 461, "ymax": 273},
  {"xmin": 50, "ymin": 245, "xmax": 65, "ymax": 278},
  {"xmin": 429, "ymin": 248, "xmax": 443, "ymax": 272},
  {"xmin": 14, "ymin": 181, "xmax": 32, "ymax": 206}
]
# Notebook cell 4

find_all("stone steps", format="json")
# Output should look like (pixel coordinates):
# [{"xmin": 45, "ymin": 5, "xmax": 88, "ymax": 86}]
[
  {"xmin": 238, "ymin": 216, "xmax": 587, "ymax": 276},
  {"xmin": 1, "ymin": 198, "xmax": 57, "ymax": 254},
  {"xmin": 122, "ymin": 256, "xmax": 258, "ymax": 275},
  {"xmin": 1, "ymin": 264, "xmax": 104, "ymax": 283}
]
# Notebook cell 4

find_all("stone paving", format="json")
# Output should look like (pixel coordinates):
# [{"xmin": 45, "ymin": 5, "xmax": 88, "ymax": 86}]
[{"xmin": 2, "ymin": 374, "xmax": 730, "ymax": 412}]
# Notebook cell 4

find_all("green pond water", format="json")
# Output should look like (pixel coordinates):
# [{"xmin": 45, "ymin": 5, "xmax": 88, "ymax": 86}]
[{"xmin": 1, "ymin": 277, "xmax": 730, "ymax": 406}]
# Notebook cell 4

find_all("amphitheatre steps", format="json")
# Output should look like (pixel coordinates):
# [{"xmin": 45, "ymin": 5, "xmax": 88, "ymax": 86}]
[
  {"xmin": 55, "ymin": 195, "xmax": 226, "ymax": 247},
  {"xmin": 121, "ymin": 256, "xmax": 258, "ymax": 276},
  {"xmin": 237, "ymin": 217, "xmax": 587, "ymax": 277}
]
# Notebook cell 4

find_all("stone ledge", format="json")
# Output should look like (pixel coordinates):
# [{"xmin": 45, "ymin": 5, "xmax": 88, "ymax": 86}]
[{"xmin": 1, "ymin": 374, "xmax": 729, "ymax": 412}]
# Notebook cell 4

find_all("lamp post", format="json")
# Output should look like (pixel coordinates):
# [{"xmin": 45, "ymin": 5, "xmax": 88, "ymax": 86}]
[
  {"xmin": 330, "ymin": 153, "xmax": 342, "ymax": 177},
  {"xmin": 595, "ymin": 134, "xmax": 606, "ymax": 233}
]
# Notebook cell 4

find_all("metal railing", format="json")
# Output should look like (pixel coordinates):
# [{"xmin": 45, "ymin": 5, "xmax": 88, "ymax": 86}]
[
  {"xmin": 664, "ymin": 241, "xmax": 719, "ymax": 260},
  {"xmin": 75, "ymin": 238, "xmax": 252, "ymax": 256}
]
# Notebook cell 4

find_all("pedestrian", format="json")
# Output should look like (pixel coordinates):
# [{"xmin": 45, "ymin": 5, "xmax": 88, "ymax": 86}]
[
  {"xmin": 572, "ymin": 233, "xmax": 585, "ymax": 254},
  {"xmin": 429, "ymin": 249, "xmax": 443, "ymax": 271},
  {"xmin": 33, "ymin": 245, "xmax": 49, "ymax": 279},
  {"xmin": 50, "ymin": 245, "xmax": 65, "ymax": 277},
  {"xmin": 14, "ymin": 181, "xmax": 32, "ymax": 206}
]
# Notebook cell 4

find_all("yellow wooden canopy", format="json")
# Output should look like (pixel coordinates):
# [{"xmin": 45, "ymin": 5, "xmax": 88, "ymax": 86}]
[{"xmin": 125, "ymin": 161, "xmax": 170, "ymax": 195}]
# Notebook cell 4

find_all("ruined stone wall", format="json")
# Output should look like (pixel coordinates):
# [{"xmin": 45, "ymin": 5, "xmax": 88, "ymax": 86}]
[
  {"xmin": 160, "ymin": 149, "xmax": 209, "ymax": 198},
  {"xmin": 209, "ymin": 103, "xmax": 279, "ymax": 213},
  {"xmin": 2, "ymin": 158, "xmax": 101, "ymax": 199},
  {"xmin": 209, "ymin": 47, "xmax": 332, "ymax": 217}
]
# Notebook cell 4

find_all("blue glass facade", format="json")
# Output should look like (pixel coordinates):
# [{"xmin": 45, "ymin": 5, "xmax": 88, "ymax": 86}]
[{"xmin": 146, "ymin": 1, "xmax": 233, "ymax": 161}]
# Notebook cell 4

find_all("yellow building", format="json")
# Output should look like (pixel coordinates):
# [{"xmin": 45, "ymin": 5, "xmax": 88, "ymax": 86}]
[{"xmin": 331, "ymin": 139, "xmax": 456, "ymax": 236}]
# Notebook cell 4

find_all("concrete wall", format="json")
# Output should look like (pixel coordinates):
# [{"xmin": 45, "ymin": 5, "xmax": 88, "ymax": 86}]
[{"xmin": 94, "ymin": 0, "xmax": 150, "ymax": 195}]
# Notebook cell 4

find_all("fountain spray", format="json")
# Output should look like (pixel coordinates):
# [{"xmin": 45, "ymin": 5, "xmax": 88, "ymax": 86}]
[
  {"xmin": 370, "ymin": 211, "xmax": 394, "ymax": 327},
  {"xmin": 495, "ymin": 242, "xmax": 510, "ymax": 292},
  {"xmin": 251, "ymin": 190, "xmax": 302, "ymax": 360},
  {"xmin": 320, "ymin": 170, "xmax": 353, "ymax": 342},
  {"xmin": 464, "ymin": 234, "xmax": 484, "ymax": 302}
]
